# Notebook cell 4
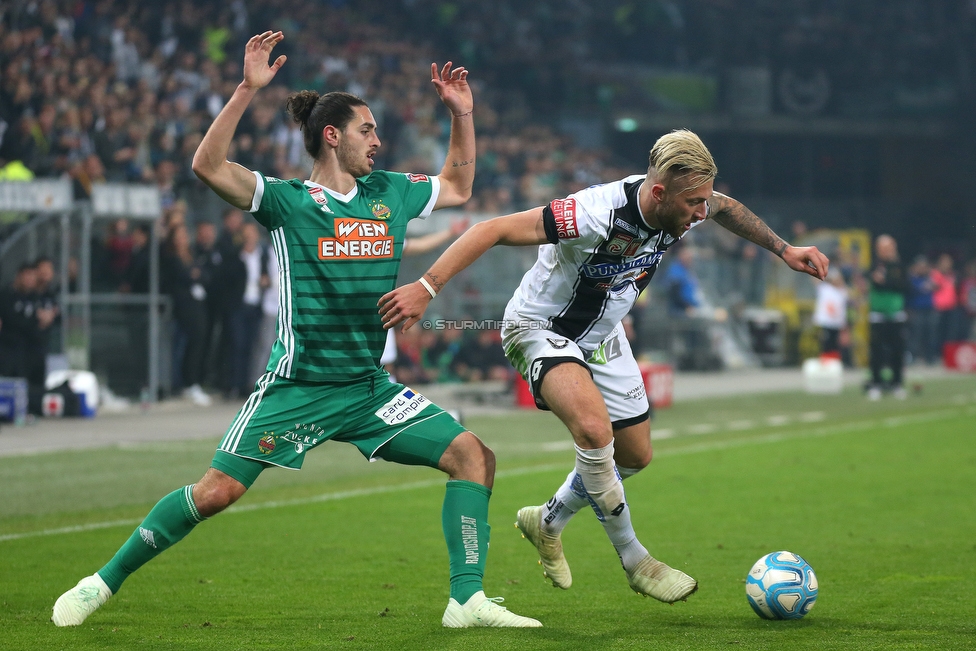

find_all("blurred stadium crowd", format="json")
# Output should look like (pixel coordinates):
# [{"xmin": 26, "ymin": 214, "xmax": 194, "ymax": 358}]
[{"xmin": 1, "ymin": 0, "xmax": 976, "ymax": 407}]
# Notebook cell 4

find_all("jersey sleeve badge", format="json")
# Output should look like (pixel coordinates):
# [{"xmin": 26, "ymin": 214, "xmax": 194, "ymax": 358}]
[{"xmin": 550, "ymin": 198, "xmax": 580, "ymax": 239}]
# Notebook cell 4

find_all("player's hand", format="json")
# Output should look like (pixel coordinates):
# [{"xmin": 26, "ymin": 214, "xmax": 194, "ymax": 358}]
[
  {"xmin": 378, "ymin": 282, "xmax": 433, "ymax": 332},
  {"xmin": 782, "ymin": 245, "xmax": 829, "ymax": 280},
  {"xmin": 242, "ymin": 31, "xmax": 287, "ymax": 90},
  {"xmin": 431, "ymin": 62, "xmax": 472, "ymax": 117}
]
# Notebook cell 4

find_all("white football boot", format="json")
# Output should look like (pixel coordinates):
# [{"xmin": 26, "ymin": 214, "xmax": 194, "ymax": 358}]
[
  {"xmin": 515, "ymin": 505, "xmax": 572, "ymax": 589},
  {"xmin": 442, "ymin": 591, "xmax": 542, "ymax": 628},
  {"xmin": 626, "ymin": 554, "xmax": 698, "ymax": 603},
  {"xmin": 52, "ymin": 574, "xmax": 113, "ymax": 626}
]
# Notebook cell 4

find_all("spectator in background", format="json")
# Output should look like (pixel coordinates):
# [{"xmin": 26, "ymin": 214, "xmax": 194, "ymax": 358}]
[
  {"xmin": 122, "ymin": 225, "xmax": 151, "ymax": 294},
  {"xmin": 213, "ymin": 208, "xmax": 247, "ymax": 397},
  {"xmin": 104, "ymin": 218, "xmax": 134, "ymax": 291},
  {"xmin": 664, "ymin": 245, "xmax": 701, "ymax": 317},
  {"xmin": 906, "ymin": 255, "xmax": 937, "ymax": 365},
  {"xmin": 867, "ymin": 235, "xmax": 908, "ymax": 400},
  {"xmin": 32, "ymin": 256, "xmax": 61, "ymax": 371},
  {"xmin": 930, "ymin": 253, "xmax": 959, "ymax": 356},
  {"xmin": 812, "ymin": 268, "xmax": 848, "ymax": 360},
  {"xmin": 959, "ymin": 260, "xmax": 976, "ymax": 341},
  {"xmin": 0, "ymin": 263, "xmax": 56, "ymax": 413},
  {"xmin": 192, "ymin": 220, "xmax": 222, "ymax": 383},
  {"xmin": 664, "ymin": 245, "xmax": 710, "ymax": 370},
  {"xmin": 161, "ymin": 224, "xmax": 211, "ymax": 406},
  {"xmin": 228, "ymin": 222, "xmax": 267, "ymax": 397},
  {"xmin": 456, "ymin": 329, "xmax": 511, "ymax": 382}
]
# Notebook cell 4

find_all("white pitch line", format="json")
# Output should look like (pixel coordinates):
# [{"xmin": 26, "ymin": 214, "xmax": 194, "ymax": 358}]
[
  {"xmin": 727, "ymin": 420, "xmax": 756, "ymax": 430},
  {"xmin": 3, "ymin": 406, "xmax": 973, "ymax": 544}
]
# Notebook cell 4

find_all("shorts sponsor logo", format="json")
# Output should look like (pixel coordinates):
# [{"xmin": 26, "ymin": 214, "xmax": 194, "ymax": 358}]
[
  {"xmin": 319, "ymin": 219, "xmax": 394, "ymax": 260},
  {"xmin": 606, "ymin": 233, "xmax": 633, "ymax": 255},
  {"xmin": 375, "ymin": 388, "xmax": 429, "ymax": 425},
  {"xmin": 550, "ymin": 198, "xmax": 579, "ymax": 239},
  {"xmin": 626, "ymin": 383, "xmax": 646, "ymax": 400},
  {"xmin": 588, "ymin": 335, "xmax": 622, "ymax": 365},
  {"xmin": 281, "ymin": 427, "xmax": 322, "ymax": 454},
  {"xmin": 406, "ymin": 173, "xmax": 429, "ymax": 183},
  {"xmin": 258, "ymin": 434, "xmax": 276, "ymax": 454}
]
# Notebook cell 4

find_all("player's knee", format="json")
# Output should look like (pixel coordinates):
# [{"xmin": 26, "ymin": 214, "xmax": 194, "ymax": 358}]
[
  {"xmin": 441, "ymin": 431, "xmax": 495, "ymax": 485},
  {"xmin": 573, "ymin": 416, "xmax": 613, "ymax": 449},
  {"xmin": 193, "ymin": 473, "xmax": 246, "ymax": 517}
]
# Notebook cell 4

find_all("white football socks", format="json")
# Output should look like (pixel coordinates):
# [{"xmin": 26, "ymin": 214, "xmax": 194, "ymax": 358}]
[
  {"xmin": 541, "ymin": 462, "xmax": 643, "ymax": 536},
  {"xmin": 572, "ymin": 443, "xmax": 648, "ymax": 571}
]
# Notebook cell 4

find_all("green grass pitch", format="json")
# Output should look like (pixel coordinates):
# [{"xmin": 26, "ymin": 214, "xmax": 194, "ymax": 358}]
[{"xmin": 2, "ymin": 377, "xmax": 975, "ymax": 650}]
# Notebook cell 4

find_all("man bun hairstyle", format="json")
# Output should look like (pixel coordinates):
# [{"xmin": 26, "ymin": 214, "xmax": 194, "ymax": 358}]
[
  {"xmin": 286, "ymin": 90, "xmax": 368, "ymax": 159},
  {"xmin": 648, "ymin": 129, "xmax": 718, "ymax": 193}
]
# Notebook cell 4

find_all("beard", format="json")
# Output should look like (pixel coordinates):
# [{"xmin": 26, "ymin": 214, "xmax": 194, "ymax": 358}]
[
  {"xmin": 653, "ymin": 198, "xmax": 686, "ymax": 239},
  {"xmin": 337, "ymin": 140, "xmax": 371, "ymax": 178}
]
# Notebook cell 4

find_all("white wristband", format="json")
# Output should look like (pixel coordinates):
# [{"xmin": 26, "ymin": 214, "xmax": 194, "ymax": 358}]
[{"xmin": 418, "ymin": 276, "xmax": 437, "ymax": 299}]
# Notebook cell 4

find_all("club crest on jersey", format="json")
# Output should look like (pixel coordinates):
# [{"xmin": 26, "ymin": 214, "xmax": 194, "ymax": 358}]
[
  {"xmin": 550, "ymin": 198, "xmax": 579, "ymax": 239},
  {"xmin": 370, "ymin": 201, "xmax": 391, "ymax": 220},
  {"xmin": 307, "ymin": 186, "xmax": 333, "ymax": 213},
  {"xmin": 606, "ymin": 233, "xmax": 634, "ymax": 255},
  {"xmin": 319, "ymin": 219, "xmax": 394, "ymax": 260}
]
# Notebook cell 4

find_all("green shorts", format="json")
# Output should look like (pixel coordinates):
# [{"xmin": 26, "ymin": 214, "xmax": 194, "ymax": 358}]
[{"xmin": 211, "ymin": 370, "xmax": 466, "ymax": 488}]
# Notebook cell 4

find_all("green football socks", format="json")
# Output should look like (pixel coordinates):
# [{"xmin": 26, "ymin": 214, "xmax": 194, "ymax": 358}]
[
  {"xmin": 442, "ymin": 480, "xmax": 491, "ymax": 604},
  {"xmin": 97, "ymin": 485, "xmax": 206, "ymax": 593}
]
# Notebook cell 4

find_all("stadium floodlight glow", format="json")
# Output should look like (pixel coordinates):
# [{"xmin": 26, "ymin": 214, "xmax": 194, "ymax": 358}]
[{"xmin": 616, "ymin": 118, "xmax": 638, "ymax": 132}]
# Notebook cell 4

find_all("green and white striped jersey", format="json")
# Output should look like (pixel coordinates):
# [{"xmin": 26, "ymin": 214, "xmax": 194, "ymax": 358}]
[{"xmin": 249, "ymin": 169, "xmax": 439, "ymax": 383}]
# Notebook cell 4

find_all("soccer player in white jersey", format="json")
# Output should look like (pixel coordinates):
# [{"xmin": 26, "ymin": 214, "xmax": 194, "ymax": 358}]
[{"xmin": 379, "ymin": 129, "xmax": 829, "ymax": 603}]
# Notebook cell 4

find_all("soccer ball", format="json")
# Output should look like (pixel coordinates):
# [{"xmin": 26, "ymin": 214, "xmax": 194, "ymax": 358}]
[{"xmin": 745, "ymin": 551, "xmax": 818, "ymax": 620}]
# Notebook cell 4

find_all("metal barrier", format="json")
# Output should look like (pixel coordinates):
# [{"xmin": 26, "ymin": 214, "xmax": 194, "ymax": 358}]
[{"xmin": 0, "ymin": 181, "xmax": 166, "ymax": 400}]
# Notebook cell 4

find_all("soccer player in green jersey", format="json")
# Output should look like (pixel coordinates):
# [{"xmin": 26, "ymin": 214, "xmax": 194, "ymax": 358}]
[{"xmin": 52, "ymin": 30, "xmax": 540, "ymax": 629}]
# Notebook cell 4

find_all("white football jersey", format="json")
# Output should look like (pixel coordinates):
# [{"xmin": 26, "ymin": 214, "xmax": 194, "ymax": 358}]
[{"xmin": 508, "ymin": 175, "xmax": 706, "ymax": 350}]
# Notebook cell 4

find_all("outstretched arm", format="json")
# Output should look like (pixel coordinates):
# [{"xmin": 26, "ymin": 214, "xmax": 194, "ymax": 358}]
[
  {"xmin": 192, "ymin": 31, "xmax": 287, "ymax": 209},
  {"xmin": 429, "ymin": 62, "xmax": 476, "ymax": 210},
  {"xmin": 709, "ymin": 192, "xmax": 829, "ymax": 280},
  {"xmin": 379, "ymin": 207, "xmax": 547, "ymax": 331}
]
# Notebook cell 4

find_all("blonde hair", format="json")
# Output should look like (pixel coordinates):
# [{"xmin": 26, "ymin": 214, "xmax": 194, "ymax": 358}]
[{"xmin": 647, "ymin": 129, "xmax": 718, "ymax": 193}]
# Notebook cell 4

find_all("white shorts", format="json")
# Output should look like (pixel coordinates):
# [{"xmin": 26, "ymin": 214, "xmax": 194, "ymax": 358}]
[{"xmin": 501, "ymin": 308, "xmax": 650, "ymax": 428}]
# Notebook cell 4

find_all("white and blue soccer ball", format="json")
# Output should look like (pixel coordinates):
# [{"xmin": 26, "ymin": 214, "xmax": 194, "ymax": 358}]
[{"xmin": 745, "ymin": 551, "xmax": 818, "ymax": 620}]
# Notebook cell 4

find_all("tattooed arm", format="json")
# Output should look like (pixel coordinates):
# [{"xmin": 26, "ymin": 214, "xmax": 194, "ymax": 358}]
[
  {"xmin": 379, "ymin": 208, "xmax": 548, "ymax": 331},
  {"xmin": 430, "ymin": 62, "xmax": 476, "ymax": 210},
  {"xmin": 709, "ymin": 192, "xmax": 829, "ymax": 280}
]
